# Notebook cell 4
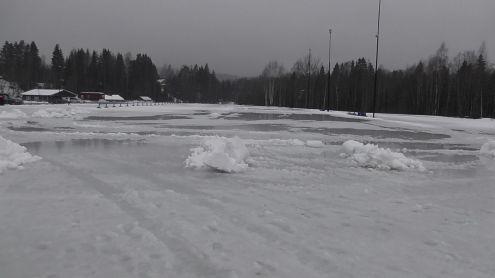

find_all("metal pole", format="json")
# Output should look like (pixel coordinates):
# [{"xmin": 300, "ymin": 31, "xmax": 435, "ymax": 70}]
[
  {"xmin": 372, "ymin": 0, "xmax": 382, "ymax": 118},
  {"xmin": 307, "ymin": 48, "xmax": 312, "ymax": 108},
  {"xmin": 326, "ymin": 29, "xmax": 332, "ymax": 111}
]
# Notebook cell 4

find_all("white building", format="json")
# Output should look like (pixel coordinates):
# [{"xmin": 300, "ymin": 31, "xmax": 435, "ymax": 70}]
[
  {"xmin": 139, "ymin": 96, "xmax": 153, "ymax": 102},
  {"xmin": 104, "ymin": 94, "xmax": 125, "ymax": 102}
]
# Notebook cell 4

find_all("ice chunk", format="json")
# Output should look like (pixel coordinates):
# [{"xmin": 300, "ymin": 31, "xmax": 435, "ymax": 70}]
[
  {"xmin": 480, "ymin": 141, "xmax": 495, "ymax": 158},
  {"xmin": 341, "ymin": 140, "xmax": 425, "ymax": 171},
  {"xmin": 306, "ymin": 140, "xmax": 325, "ymax": 148},
  {"xmin": 185, "ymin": 136, "xmax": 250, "ymax": 173},
  {"xmin": 0, "ymin": 135, "xmax": 41, "ymax": 174}
]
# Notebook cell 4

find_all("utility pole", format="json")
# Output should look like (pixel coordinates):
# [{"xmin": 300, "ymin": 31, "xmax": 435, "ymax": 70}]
[
  {"xmin": 326, "ymin": 29, "xmax": 332, "ymax": 111},
  {"xmin": 372, "ymin": 0, "xmax": 382, "ymax": 118},
  {"xmin": 307, "ymin": 48, "xmax": 311, "ymax": 108}
]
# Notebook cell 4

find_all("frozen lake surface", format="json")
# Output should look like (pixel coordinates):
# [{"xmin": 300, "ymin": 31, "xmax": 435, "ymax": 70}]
[{"xmin": 1, "ymin": 103, "xmax": 494, "ymax": 278}]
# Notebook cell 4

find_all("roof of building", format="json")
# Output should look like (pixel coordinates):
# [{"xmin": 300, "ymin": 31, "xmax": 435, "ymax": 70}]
[
  {"xmin": 80, "ymin": 92, "xmax": 105, "ymax": 95},
  {"xmin": 104, "ymin": 94, "xmax": 125, "ymax": 101},
  {"xmin": 139, "ymin": 96, "xmax": 152, "ymax": 101},
  {"xmin": 22, "ymin": 89, "xmax": 76, "ymax": 96}
]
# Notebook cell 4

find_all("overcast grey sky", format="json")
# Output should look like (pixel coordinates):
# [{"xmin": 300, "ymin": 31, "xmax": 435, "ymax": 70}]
[{"xmin": 1, "ymin": 0, "xmax": 493, "ymax": 76}]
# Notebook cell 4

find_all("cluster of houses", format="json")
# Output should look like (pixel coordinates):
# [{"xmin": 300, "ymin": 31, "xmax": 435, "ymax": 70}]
[{"xmin": 20, "ymin": 89, "xmax": 154, "ymax": 104}]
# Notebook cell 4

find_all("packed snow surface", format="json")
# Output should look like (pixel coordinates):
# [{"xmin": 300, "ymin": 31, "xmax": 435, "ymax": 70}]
[
  {"xmin": 1, "ymin": 103, "xmax": 494, "ymax": 278},
  {"xmin": 186, "ymin": 136, "xmax": 250, "ymax": 173},
  {"xmin": 0, "ymin": 135, "xmax": 41, "ymax": 174},
  {"xmin": 480, "ymin": 141, "xmax": 495, "ymax": 158},
  {"xmin": 341, "ymin": 140, "xmax": 426, "ymax": 171}
]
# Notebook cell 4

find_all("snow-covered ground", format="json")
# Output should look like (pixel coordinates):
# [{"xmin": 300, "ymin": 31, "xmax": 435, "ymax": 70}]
[{"xmin": 1, "ymin": 103, "xmax": 494, "ymax": 278}]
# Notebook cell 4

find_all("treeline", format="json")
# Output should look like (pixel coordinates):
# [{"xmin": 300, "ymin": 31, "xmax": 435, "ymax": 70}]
[
  {"xmin": 2, "ymin": 40, "xmax": 494, "ymax": 118},
  {"xmin": 164, "ymin": 64, "xmax": 231, "ymax": 103},
  {"xmin": 0, "ymin": 41, "xmax": 160, "ymax": 100},
  {"xmin": 233, "ymin": 43, "xmax": 495, "ymax": 118}
]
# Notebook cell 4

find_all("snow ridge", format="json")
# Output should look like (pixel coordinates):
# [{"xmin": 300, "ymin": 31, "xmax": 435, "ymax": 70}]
[
  {"xmin": 185, "ymin": 136, "xmax": 250, "ymax": 173},
  {"xmin": 0, "ymin": 135, "xmax": 41, "ymax": 174},
  {"xmin": 480, "ymin": 141, "xmax": 495, "ymax": 158},
  {"xmin": 32, "ymin": 107, "xmax": 90, "ymax": 118},
  {"xmin": 341, "ymin": 140, "xmax": 426, "ymax": 171},
  {"xmin": 0, "ymin": 109, "xmax": 27, "ymax": 119}
]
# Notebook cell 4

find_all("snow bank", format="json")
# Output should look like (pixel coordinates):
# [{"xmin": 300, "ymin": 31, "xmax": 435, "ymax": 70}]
[
  {"xmin": 0, "ymin": 135, "xmax": 41, "ymax": 174},
  {"xmin": 480, "ymin": 141, "xmax": 495, "ymax": 158},
  {"xmin": 341, "ymin": 140, "xmax": 425, "ymax": 171},
  {"xmin": 0, "ymin": 109, "xmax": 27, "ymax": 119},
  {"xmin": 32, "ymin": 107, "xmax": 90, "ymax": 118},
  {"xmin": 306, "ymin": 140, "xmax": 325, "ymax": 148},
  {"xmin": 185, "ymin": 136, "xmax": 250, "ymax": 173},
  {"xmin": 209, "ymin": 112, "xmax": 221, "ymax": 119}
]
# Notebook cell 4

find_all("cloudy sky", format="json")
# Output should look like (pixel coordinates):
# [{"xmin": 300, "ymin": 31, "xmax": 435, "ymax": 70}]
[{"xmin": 1, "ymin": 0, "xmax": 493, "ymax": 76}]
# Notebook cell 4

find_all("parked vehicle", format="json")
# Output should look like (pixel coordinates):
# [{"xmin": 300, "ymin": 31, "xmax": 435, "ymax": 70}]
[
  {"xmin": 8, "ymin": 97, "xmax": 23, "ymax": 105},
  {"xmin": 0, "ymin": 93, "xmax": 23, "ymax": 105},
  {"xmin": 62, "ymin": 97, "xmax": 82, "ymax": 104}
]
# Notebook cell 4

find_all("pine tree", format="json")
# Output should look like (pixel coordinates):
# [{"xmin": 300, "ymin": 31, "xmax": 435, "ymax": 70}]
[{"xmin": 51, "ymin": 44, "xmax": 65, "ymax": 88}]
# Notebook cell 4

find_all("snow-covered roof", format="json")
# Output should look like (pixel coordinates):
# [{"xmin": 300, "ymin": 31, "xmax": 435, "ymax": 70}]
[
  {"xmin": 80, "ymin": 92, "xmax": 105, "ymax": 95},
  {"xmin": 22, "ymin": 89, "xmax": 77, "ymax": 97},
  {"xmin": 104, "ymin": 94, "xmax": 125, "ymax": 101},
  {"xmin": 139, "ymin": 96, "xmax": 152, "ymax": 101},
  {"xmin": 22, "ymin": 89, "xmax": 65, "ymax": 96}
]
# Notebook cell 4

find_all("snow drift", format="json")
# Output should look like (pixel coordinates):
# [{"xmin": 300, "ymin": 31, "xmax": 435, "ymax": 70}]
[
  {"xmin": 0, "ymin": 135, "xmax": 41, "ymax": 174},
  {"xmin": 306, "ymin": 140, "xmax": 325, "ymax": 148},
  {"xmin": 185, "ymin": 136, "xmax": 250, "ymax": 173},
  {"xmin": 480, "ymin": 141, "xmax": 495, "ymax": 158},
  {"xmin": 341, "ymin": 140, "xmax": 425, "ymax": 171},
  {"xmin": 0, "ymin": 109, "xmax": 27, "ymax": 119},
  {"xmin": 32, "ymin": 107, "xmax": 89, "ymax": 118}
]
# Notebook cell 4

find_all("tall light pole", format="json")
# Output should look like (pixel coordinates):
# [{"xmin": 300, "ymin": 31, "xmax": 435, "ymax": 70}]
[
  {"xmin": 326, "ymin": 29, "xmax": 332, "ymax": 112},
  {"xmin": 372, "ymin": 0, "xmax": 382, "ymax": 118},
  {"xmin": 307, "ymin": 48, "xmax": 312, "ymax": 108}
]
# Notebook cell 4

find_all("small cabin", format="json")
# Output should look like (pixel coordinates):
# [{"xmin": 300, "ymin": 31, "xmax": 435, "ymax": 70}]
[{"xmin": 22, "ymin": 89, "xmax": 77, "ymax": 103}]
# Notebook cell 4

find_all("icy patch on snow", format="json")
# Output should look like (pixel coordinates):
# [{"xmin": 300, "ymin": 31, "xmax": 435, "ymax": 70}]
[
  {"xmin": 306, "ymin": 140, "xmax": 325, "ymax": 148},
  {"xmin": 0, "ymin": 135, "xmax": 41, "ymax": 174},
  {"xmin": 185, "ymin": 136, "xmax": 250, "ymax": 173},
  {"xmin": 32, "ymin": 107, "xmax": 90, "ymax": 118},
  {"xmin": 480, "ymin": 141, "xmax": 495, "ymax": 158},
  {"xmin": 73, "ymin": 122, "xmax": 107, "ymax": 128},
  {"xmin": 0, "ymin": 109, "xmax": 27, "ymax": 119},
  {"xmin": 260, "ymin": 138, "xmax": 305, "ymax": 146},
  {"xmin": 341, "ymin": 140, "xmax": 426, "ymax": 171},
  {"xmin": 172, "ymin": 134, "xmax": 307, "ymax": 147}
]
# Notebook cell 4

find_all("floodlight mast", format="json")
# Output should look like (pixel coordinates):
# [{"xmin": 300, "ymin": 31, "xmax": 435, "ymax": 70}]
[
  {"xmin": 372, "ymin": 0, "xmax": 382, "ymax": 118},
  {"xmin": 326, "ymin": 29, "xmax": 332, "ymax": 111}
]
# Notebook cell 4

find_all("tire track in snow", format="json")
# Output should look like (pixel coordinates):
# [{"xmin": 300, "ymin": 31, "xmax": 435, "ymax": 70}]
[{"xmin": 44, "ymin": 157, "xmax": 234, "ymax": 278}]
